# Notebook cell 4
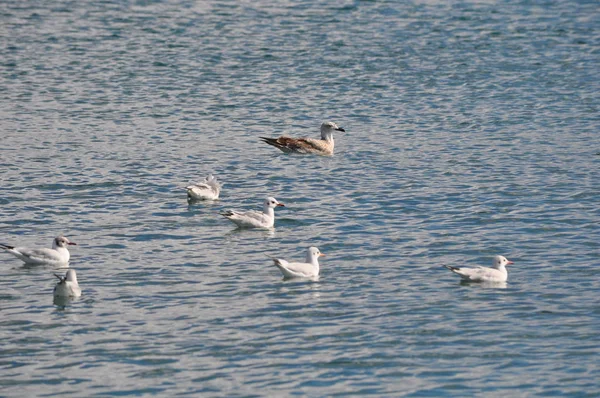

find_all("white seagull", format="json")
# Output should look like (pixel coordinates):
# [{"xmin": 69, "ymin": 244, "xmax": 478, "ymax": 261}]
[
  {"xmin": 444, "ymin": 255, "xmax": 514, "ymax": 283},
  {"xmin": 53, "ymin": 269, "xmax": 82, "ymax": 297},
  {"xmin": 221, "ymin": 197, "xmax": 285, "ymax": 229},
  {"xmin": 0, "ymin": 236, "xmax": 76, "ymax": 266},
  {"xmin": 271, "ymin": 246, "xmax": 324, "ymax": 279},
  {"xmin": 186, "ymin": 174, "xmax": 222, "ymax": 200},
  {"xmin": 260, "ymin": 121, "xmax": 345, "ymax": 156}
]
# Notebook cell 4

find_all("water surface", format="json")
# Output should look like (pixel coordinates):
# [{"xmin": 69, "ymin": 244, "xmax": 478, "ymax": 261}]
[{"xmin": 1, "ymin": 0, "xmax": 599, "ymax": 396}]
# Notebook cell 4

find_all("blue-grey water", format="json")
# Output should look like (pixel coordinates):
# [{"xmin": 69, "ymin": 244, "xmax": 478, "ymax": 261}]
[{"xmin": 1, "ymin": 0, "xmax": 599, "ymax": 396}]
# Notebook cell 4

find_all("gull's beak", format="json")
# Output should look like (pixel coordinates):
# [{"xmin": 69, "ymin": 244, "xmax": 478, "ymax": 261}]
[
  {"xmin": 319, "ymin": 253, "xmax": 326, "ymax": 257},
  {"xmin": 277, "ymin": 203, "xmax": 285, "ymax": 207},
  {"xmin": 337, "ymin": 127, "xmax": 345, "ymax": 132},
  {"xmin": 68, "ymin": 242, "xmax": 77, "ymax": 246},
  {"xmin": 507, "ymin": 260, "xmax": 514, "ymax": 265}
]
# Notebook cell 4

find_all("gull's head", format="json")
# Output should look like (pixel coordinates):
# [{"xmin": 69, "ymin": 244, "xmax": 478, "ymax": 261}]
[
  {"xmin": 206, "ymin": 174, "xmax": 221, "ymax": 190},
  {"xmin": 307, "ymin": 246, "xmax": 325, "ymax": 260},
  {"xmin": 54, "ymin": 236, "xmax": 76, "ymax": 249},
  {"xmin": 321, "ymin": 121, "xmax": 345, "ymax": 134},
  {"xmin": 206, "ymin": 174, "xmax": 219, "ymax": 184},
  {"xmin": 494, "ymin": 255, "xmax": 513, "ymax": 268},
  {"xmin": 264, "ymin": 197, "xmax": 285, "ymax": 209},
  {"xmin": 65, "ymin": 269, "xmax": 78, "ymax": 283}
]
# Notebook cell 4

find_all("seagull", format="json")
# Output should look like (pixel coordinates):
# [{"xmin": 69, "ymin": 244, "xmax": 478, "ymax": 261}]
[
  {"xmin": 260, "ymin": 121, "xmax": 345, "ymax": 155},
  {"xmin": 444, "ymin": 255, "xmax": 514, "ymax": 283},
  {"xmin": 53, "ymin": 269, "xmax": 82, "ymax": 297},
  {"xmin": 0, "ymin": 236, "xmax": 76, "ymax": 266},
  {"xmin": 220, "ymin": 197, "xmax": 284, "ymax": 229},
  {"xmin": 186, "ymin": 174, "xmax": 222, "ymax": 200},
  {"xmin": 271, "ymin": 246, "xmax": 324, "ymax": 279}
]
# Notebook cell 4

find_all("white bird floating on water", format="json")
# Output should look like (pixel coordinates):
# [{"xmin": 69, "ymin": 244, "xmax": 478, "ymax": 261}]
[
  {"xmin": 271, "ymin": 246, "xmax": 324, "ymax": 279},
  {"xmin": 221, "ymin": 197, "xmax": 285, "ymax": 229},
  {"xmin": 260, "ymin": 121, "xmax": 345, "ymax": 156},
  {"xmin": 53, "ymin": 269, "xmax": 82, "ymax": 297},
  {"xmin": 186, "ymin": 174, "xmax": 222, "ymax": 200},
  {"xmin": 444, "ymin": 255, "xmax": 514, "ymax": 283},
  {"xmin": 0, "ymin": 236, "xmax": 76, "ymax": 266}
]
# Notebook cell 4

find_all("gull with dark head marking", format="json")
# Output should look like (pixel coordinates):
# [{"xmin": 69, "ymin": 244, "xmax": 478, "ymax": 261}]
[
  {"xmin": 186, "ymin": 174, "xmax": 222, "ymax": 200},
  {"xmin": 54, "ymin": 269, "xmax": 82, "ymax": 297},
  {"xmin": 260, "ymin": 121, "xmax": 345, "ymax": 156},
  {"xmin": 444, "ymin": 255, "xmax": 514, "ymax": 283},
  {"xmin": 1, "ymin": 236, "xmax": 76, "ymax": 266},
  {"xmin": 220, "ymin": 197, "xmax": 284, "ymax": 229},
  {"xmin": 270, "ymin": 246, "xmax": 324, "ymax": 279}
]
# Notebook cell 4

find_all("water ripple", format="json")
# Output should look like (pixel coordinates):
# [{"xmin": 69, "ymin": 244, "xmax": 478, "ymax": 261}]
[{"xmin": 1, "ymin": 0, "xmax": 599, "ymax": 396}]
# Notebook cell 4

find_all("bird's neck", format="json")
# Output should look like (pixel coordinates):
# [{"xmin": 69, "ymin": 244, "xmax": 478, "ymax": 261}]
[
  {"xmin": 55, "ymin": 246, "xmax": 71, "ymax": 262},
  {"xmin": 306, "ymin": 254, "xmax": 320, "ymax": 268},
  {"xmin": 55, "ymin": 246, "xmax": 69, "ymax": 254},
  {"xmin": 208, "ymin": 180, "xmax": 220, "ymax": 192},
  {"xmin": 321, "ymin": 131, "xmax": 334, "ymax": 143},
  {"xmin": 263, "ymin": 206, "xmax": 275, "ymax": 218}
]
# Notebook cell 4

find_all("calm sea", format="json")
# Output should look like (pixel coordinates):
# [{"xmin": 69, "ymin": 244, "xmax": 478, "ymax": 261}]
[{"xmin": 1, "ymin": 0, "xmax": 599, "ymax": 396}]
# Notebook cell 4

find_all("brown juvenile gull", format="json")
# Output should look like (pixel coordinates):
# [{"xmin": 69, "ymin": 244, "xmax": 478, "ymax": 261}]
[{"xmin": 260, "ymin": 121, "xmax": 345, "ymax": 156}]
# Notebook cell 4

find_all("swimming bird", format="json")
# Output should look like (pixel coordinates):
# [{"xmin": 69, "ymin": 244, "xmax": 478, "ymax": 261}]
[
  {"xmin": 260, "ymin": 121, "xmax": 345, "ymax": 155},
  {"xmin": 444, "ymin": 255, "xmax": 514, "ymax": 283},
  {"xmin": 271, "ymin": 246, "xmax": 324, "ymax": 279},
  {"xmin": 53, "ymin": 269, "xmax": 82, "ymax": 297},
  {"xmin": 220, "ymin": 197, "xmax": 284, "ymax": 229},
  {"xmin": 0, "ymin": 236, "xmax": 76, "ymax": 266},
  {"xmin": 186, "ymin": 174, "xmax": 222, "ymax": 200}
]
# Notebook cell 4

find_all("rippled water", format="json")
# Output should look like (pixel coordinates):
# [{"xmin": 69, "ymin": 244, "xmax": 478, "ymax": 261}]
[{"xmin": 1, "ymin": 0, "xmax": 599, "ymax": 396}]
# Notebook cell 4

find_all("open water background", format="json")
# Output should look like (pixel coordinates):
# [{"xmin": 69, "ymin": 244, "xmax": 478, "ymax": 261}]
[{"xmin": 1, "ymin": 0, "xmax": 599, "ymax": 396}]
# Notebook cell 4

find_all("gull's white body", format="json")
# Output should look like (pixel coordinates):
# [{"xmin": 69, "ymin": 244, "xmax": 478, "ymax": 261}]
[
  {"xmin": 0, "ymin": 236, "xmax": 76, "ymax": 266},
  {"xmin": 186, "ymin": 174, "xmax": 221, "ymax": 200},
  {"xmin": 53, "ymin": 269, "xmax": 82, "ymax": 297},
  {"xmin": 260, "ymin": 121, "xmax": 345, "ymax": 156},
  {"xmin": 221, "ymin": 197, "xmax": 284, "ymax": 229},
  {"xmin": 272, "ymin": 247, "xmax": 324, "ymax": 279},
  {"xmin": 444, "ymin": 255, "xmax": 514, "ymax": 283}
]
